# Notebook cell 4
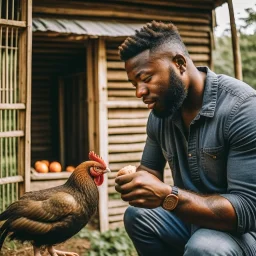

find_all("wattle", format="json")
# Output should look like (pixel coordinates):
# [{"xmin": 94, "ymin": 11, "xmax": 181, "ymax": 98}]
[{"xmin": 94, "ymin": 175, "xmax": 104, "ymax": 186}]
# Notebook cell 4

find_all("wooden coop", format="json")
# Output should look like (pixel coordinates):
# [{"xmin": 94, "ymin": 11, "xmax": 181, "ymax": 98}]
[{"xmin": 1, "ymin": 0, "xmax": 242, "ymax": 232}]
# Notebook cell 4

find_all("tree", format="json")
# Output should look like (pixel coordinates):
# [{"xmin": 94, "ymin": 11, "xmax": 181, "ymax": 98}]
[{"xmin": 213, "ymin": 7, "xmax": 256, "ymax": 89}]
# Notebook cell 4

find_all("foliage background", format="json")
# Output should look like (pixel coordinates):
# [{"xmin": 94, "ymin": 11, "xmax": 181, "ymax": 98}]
[{"xmin": 213, "ymin": 7, "xmax": 256, "ymax": 89}]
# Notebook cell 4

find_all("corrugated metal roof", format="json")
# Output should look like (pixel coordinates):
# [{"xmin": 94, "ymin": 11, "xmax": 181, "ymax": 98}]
[{"xmin": 32, "ymin": 18, "xmax": 145, "ymax": 37}]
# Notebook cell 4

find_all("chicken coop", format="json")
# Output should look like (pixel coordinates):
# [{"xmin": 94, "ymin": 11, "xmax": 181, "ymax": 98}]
[{"xmin": 1, "ymin": 0, "xmax": 241, "ymax": 232}]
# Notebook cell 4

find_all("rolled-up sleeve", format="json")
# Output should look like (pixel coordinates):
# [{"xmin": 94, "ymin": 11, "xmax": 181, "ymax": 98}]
[{"xmin": 221, "ymin": 96, "xmax": 256, "ymax": 234}]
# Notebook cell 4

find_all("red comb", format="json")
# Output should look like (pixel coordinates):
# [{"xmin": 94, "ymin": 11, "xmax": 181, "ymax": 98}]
[{"xmin": 88, "ymin": 151, "xmax": 107, "ymax": 169}]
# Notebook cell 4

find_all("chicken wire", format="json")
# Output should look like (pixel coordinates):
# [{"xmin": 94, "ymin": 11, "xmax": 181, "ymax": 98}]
[{"xmin": 0, "ymin": 0, "xmax": 23, "ymax": 212}]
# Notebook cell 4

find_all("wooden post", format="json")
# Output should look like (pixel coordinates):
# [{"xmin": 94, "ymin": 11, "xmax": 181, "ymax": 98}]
[
  {"xmin": 227, "ymin": 0, "xmax": 243, "ymax": 80},
  {"xmin": 87, "ymin": 38, "xmax": 109, "ymax": 232},
  {"xmin": 18, "ymin": 0, "xmax": 32, "ymax": 194}
]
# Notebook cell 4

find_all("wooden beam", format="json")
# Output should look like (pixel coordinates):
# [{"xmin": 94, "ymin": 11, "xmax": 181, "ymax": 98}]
[
  {"xmin": 0, "ymin": 103, "xmax": 25, "ymax": 109},
  {"xmin": 0, "ymin": 130, "xmax": 24, "ymax": 138},
  {"xmin": 97, "ymin": 38, "xmax": 109, "ymax": 232},
  {"xmin": 0, "ymin": 19, "xmax": 26, "ymax": 27},
  {"xmin": 0, "ymin": 175, "xmax": 24, "ymax": 185},
  {"xmin": 227, "ymin": 0, "xmax": 243, "ymax": 80}
]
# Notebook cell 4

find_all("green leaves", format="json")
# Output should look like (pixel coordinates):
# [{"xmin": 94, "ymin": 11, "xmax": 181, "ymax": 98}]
[{"xmin": 76, "ymin": 227, "xmax": 136, "ymax": 256}]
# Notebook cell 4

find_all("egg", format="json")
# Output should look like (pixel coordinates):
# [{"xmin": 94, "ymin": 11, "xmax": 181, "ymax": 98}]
[
  {"xmin": 49, "ymin": 161, "xmax": 62, "ymax": 173},
  {"xmin": 41, "ymin": 160, "xmax": 50, "ymax": 167},
  {"xmin": 66, "ymin": 166, "xmax": 75, "ymax": 172},
  {"xmin": 34, "ymin": 161, "xmax": 49, "ymax": 173},
  {"xmin": 117, "ymin": 165, "xmax": 136, "ymax": 177}
]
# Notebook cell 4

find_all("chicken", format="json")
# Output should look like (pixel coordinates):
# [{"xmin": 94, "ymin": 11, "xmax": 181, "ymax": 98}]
[{"xmin": 0, "ymin": 151, "xmax": 110, "ymax": 256}]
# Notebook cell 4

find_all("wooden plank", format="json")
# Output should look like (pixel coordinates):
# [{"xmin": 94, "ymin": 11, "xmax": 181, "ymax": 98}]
[
  {"xmin": 0, "ymin": 19, "xmax": 26, "ymax": 27},
  {"xmin": 109, "ymin": 214, "xmax": 124, "ymax": 222},
  {"xmin": 107, "ymin": 61, "xmax": 125, "ymax": 69},
  {"xmin": 107, "ymin": 70, "xmax": 128, "ymax": 81},
  {"xmin": 108, "ymin": 82, "xmax": 133, "ymax": 89},
  {"xmin": 108, "ymin": 126, "xmax": 146, "ymax": 135},
  {"xmin": 33, "ymin": 6, "xmax": 210, "ymax": 24},
  {"xmin": 0, "ymin": 176, "xmax": 24, "ymax": 185},
  {"xmin": 0, "ymin": 103, "xmax": 25, "ymax": 109},
  {"xmin": 108, "ymin": 109, "xmax": 149, "ymax": 119},
  {"xmin": 97, "ymin": 38, "xmax": 109, "ymax": 232},
  {"xmin": 109, "ymin": 221, "xmax": 124, "ymax": 229},
  {"xmin": 108, "ymin": 205, "xmax": 128, "ymax": 215},
  {"xmin": 58, "ymin": 78, "xmax": 65, "ymax": 168},
  {"xmin": 109, "ymin": 162, "xmax": 139, "ymax": 171},
  {"xmin": 109, "ymin": 134, "xmax": 147, "ymax": 144},
  {"xmin": 109, "ymin": 152, "xmax": 142, "ymax": 162},
  {"xmin": 108, "ymin": 90, "xmax": 135, "ymax": 97},
  {"xmin": 107, "ymin": 100, "xmax": 146, "ymax": 109},
  {"xmin": 0, "ymin": 130, "xmax": 24, "ymax": 138},
  {"xmin": 108, "ymin": 199, "xmax": 129, "ymax": 208},
  {"xmin": 109, "ymin": 142, "xmax": 144, "ymax": 153},
  {"xmin": 108, "ymin": 118, "xmax": 147, "ymax": 127},
  {"xmin": 30, "ymin": 168, "xmax": 71, "ymax": 180}
]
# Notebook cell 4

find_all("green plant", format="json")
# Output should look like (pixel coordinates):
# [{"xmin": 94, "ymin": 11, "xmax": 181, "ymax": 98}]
[{"xmin": 76, "ymin": 227, "xmax": 137, "ymax": 256}]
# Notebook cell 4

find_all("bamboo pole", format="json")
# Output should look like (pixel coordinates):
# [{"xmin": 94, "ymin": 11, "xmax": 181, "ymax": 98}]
[{"xmin": 227, "ymin": 0, "xmax": 243, "ymax": 80}]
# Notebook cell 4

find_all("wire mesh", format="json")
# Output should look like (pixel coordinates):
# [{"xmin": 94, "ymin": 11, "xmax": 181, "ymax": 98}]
[{"xmin": 0, "ymin": 0, "xmax": 21, "ymax": 211}]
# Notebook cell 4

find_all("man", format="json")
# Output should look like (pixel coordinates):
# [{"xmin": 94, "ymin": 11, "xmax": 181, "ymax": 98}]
[{"xmin": 115, "ymin": 21, "xmax": 256, "ymax": 256}]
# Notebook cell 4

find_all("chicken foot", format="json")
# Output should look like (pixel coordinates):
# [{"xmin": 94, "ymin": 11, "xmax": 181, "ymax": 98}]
[{"xmin": 47, "ymin": 245, "xmax": 79, "ymax": 256}]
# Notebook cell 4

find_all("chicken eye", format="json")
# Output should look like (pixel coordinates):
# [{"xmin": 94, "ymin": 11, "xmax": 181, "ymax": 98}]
[{"xmin": 95, "ymin": 166, "xmax": 100, "ymax": 171}]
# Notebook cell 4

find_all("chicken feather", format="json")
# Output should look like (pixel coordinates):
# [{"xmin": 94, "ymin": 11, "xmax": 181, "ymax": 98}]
[{"xmin": 0, "ymin": 152, "xmax": 110, "ymax": 256}]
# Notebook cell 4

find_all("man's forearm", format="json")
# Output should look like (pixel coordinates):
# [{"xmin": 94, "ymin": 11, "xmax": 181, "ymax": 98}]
[{"xmin": 174, "ymin": 189, "xmax": 237, "ymax": 232}]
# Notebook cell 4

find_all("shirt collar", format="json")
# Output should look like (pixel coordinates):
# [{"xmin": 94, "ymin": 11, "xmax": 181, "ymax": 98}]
[{"xmin": 197, "ymin": 66, "xmax": 218, "ymax": 118}]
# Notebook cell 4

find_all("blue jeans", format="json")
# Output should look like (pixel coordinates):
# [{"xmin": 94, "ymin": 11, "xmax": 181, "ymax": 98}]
[{"xmin": 124, "ymin": 206, "xmax": 256, "ymax": 256}]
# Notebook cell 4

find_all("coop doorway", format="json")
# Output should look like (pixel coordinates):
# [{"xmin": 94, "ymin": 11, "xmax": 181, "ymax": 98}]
[{"xmin": 58, "ymin": 73, "xmax": 89, "ymax": 169}]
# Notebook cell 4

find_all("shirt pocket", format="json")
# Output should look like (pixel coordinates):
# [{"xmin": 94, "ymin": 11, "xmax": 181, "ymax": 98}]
[{"xmin": 201, "ymin": 145, "xmax": 227, "ymax": 187}]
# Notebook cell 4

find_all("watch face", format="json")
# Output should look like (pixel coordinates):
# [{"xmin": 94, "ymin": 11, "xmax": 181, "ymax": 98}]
[{"xmin": 162, "ymin": 194, "xmax": 178, "ymax": 211}]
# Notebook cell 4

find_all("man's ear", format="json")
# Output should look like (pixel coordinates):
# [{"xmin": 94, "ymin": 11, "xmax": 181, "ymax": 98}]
[{"xmin": 173, "ymin": 54, "xmax": 186, "ymax": 74}]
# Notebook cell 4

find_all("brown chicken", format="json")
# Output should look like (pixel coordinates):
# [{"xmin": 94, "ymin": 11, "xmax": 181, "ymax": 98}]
[{"xmin": 0, "ymin": 151, "xmax": 110, "ymax": 256}]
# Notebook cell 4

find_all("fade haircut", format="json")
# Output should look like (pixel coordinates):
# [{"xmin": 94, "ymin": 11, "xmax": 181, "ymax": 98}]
[{"xmin": 118, "ymin": 20, "xmax": 189, "ymax": 61}]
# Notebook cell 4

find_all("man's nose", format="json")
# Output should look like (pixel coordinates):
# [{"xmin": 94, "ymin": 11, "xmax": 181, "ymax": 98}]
[{"xmin": 136, "ymin": 83, "xmax": 149, "ymax": 98}]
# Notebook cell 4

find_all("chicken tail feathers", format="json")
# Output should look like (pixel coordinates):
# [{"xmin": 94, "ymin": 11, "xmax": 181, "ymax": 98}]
[{"xmin": 0, "ymin": 227, "xmax": 8, "ymax": 250}]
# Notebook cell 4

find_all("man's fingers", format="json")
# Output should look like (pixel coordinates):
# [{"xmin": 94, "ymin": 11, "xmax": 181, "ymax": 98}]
[{"xmin": 115, "ymin": 172, "xmax": 134, "ymax": 185}]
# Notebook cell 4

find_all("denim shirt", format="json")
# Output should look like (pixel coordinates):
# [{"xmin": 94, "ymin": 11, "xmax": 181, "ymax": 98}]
[{"xmin": 141, "ymin": 67, "xmax": 256, "ymax": 236}]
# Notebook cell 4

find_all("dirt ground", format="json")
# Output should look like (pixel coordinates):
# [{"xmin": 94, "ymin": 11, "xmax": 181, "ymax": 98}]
[{"xmin": 0, "ymin": 237, "xmax": 90, "ymax": 256}]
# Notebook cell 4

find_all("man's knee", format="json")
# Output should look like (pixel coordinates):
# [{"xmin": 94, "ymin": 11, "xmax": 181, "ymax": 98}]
[
  {"xmin": 184, "ymin": 229, "xmax": 243, "ymax": 256},
  {"xmin": 124, "ymin": 206, "xmax": 148, "ymax": 235}
]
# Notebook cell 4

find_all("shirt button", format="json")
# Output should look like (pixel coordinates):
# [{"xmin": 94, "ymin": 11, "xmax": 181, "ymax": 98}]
[{"xmin": 188, "ymin": 153, "xmax": 192, "ymax": 157}]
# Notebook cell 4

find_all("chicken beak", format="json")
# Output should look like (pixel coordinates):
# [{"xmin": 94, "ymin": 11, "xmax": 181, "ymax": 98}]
[{"xmin": 103, "ymin": 167, "xmax": 111, "ymax": 174}]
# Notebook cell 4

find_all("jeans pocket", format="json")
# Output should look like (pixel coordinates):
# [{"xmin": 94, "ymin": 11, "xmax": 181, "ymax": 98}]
[{"xmin": 201, "ymin": 146, "xmax": 227, "ymax": 187}]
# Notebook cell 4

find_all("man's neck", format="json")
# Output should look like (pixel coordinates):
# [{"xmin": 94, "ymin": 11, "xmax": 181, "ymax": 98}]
[{"xmin": 181, "ymin": 68, "xmax": 207, "ymax": 130}]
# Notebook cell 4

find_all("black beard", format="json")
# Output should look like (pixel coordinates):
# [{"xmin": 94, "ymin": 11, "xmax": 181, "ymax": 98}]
[{"xmin": 152, "ymin": 68, "xmax": 187, "ymax": 118}]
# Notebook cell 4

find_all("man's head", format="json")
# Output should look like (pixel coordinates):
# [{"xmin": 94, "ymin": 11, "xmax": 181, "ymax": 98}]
[
  {"xmin": 118, "ymin": 20, "xmax": 189, "ymax": 62},
  {"xmin": 119, "ymin": 21, "xmax": 190, "ymax": 118}
]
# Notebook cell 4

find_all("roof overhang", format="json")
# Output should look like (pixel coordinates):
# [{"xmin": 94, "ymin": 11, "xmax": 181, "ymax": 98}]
[{"xmin": 33, "ymin": 18, "xmax": 145, "ymax": 37}]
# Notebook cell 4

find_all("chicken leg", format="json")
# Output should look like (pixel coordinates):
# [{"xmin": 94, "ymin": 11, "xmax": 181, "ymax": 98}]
[{"xmin": 47, "ymin": 246, "xmax": 79, "ymax": 256}]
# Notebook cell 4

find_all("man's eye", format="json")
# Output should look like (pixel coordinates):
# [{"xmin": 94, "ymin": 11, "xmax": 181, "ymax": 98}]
[{"xmin": 143, "ymin": 76, "xmax": 152, "ymax": 83}]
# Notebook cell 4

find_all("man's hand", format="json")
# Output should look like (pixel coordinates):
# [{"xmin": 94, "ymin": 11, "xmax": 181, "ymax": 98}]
[{"xmin": 115, "ymin": 170, "xmax": 171, "ymax": 208}]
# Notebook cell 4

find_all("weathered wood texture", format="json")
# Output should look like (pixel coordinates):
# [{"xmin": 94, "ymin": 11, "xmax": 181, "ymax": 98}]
[{"xmin": 0, "ymin": 0, "xmax": 32, "ymax": 211}]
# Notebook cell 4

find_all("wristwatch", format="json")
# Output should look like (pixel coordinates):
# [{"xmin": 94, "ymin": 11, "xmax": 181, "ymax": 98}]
[{"xmin": 162, "ymin": 186, "xmax": 179, "ymax": 211}]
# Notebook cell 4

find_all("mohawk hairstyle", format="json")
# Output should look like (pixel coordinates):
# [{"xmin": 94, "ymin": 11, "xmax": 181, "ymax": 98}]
[{"xmin": 118, "ymin": 20, "xmax": 189, "ymax": 61}]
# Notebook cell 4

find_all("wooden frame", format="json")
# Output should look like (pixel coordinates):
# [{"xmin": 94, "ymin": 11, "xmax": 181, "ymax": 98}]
[{"xmin": 18, "ymin": 0, "xmax": 32, "ymax": 194}]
